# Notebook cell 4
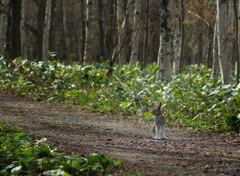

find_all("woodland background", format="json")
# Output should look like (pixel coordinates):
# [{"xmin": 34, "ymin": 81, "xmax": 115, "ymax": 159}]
[
  {"xmin": 2, "ymin": 1, "xmax": 240, "ymax": 175},
  {"xmin": 0, "ymin": 0, "xmax": 239, "ymax": 83}
]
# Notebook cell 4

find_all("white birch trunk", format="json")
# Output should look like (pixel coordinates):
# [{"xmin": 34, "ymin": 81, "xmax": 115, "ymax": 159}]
[
  {"xmin": 42, "ymin": 0, "xmax": 52, "ymax": 60},
  {"xmin": 217, "ymin": 0, "xmax": 232, "ymax": 84},
  {"xmin": 84, "ymin": 0, "xmax": 94, "ymax": 63},
  {"xmin": 173, "ymin": 1, "xmax": 181, "ymax": 74},
  {"xmin": 157, "ymin": 0, "xmax": 172, "ymax": 81},
  {"xmin": 62, "ymin": 0, "xmax": 70, "ymax": 62},
  {"xmin": 130, "ymin": 0, "xmax": 141, "ymax": 64}
]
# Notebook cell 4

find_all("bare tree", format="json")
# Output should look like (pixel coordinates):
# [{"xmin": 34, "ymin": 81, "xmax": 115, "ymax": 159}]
[
  {"xmin": 42, "ymin": 0, "xmax": 52, "ymax": 60},
  {"xmin": 143, "ymin": 0, "xmax": 149, "ymax": 67},
  {"xmin": 105, "ymin": 0, "xmax": 132, "ymax": 76},
  {"xmin": 80, "ymin": 0, "xmax": 85, "ymax": 64},
  {"xmin": 197, "ymin": 0, "xmax": 203, "ymax": 64},
  {"xmin": 179, "ymin": 0, "xmax": 184, "ymax": 73},
  {"xmin": 173, "ymin": 0, "xmax": 181, "ymax": 73},
  {"xmin": 216, "ymin": 0, "xmax": 232, "ymax": 84},
  {"xmin": 84, "ymin": 0, "xmax": 94, "ymax": 63},
  {"xmin": 62, "ymin": 0, "xmax": 70, "ymax": 62},
  {"xmin": 233, "ymin": 0, "xmax": 239, "ymax": 84},
  {"xmin": 24, "ymin": 0, "xmax": 46, "ymax": 61},
  {"xmin": 156, "ymin": 0, "xmax": 172, "ymax": 81},
  {"xmin": 211, "ymin": 25, "xmax": 220, "ymax": 82},
  {"xmin": 37, "ymin": 0, "xmax": 46, "ymax": 61},
  {"xmin": 49, "ymin": 0, "xmax": 56, "ymax": 53},
  {"xmin": 116, "ymin": 0, "xmax": 124, "ymax": 64},
  {"xmin": 10, "ymin": 0, "xmax": 22, "ymax": 59},
  {"xmin": 98, "ymin": 0, "xmax": 105, "ymax": 60},
  {"xmin": 20, "ymin": 0, "xmax": 26, "ymax": 57},
  {"xmin": 129, "ymin": 0, "xmax": 142, "ymax": 64}
]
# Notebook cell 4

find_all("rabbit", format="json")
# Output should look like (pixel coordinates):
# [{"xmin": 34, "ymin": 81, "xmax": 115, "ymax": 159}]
[{"xmin": 152, "ymin": 102, "xmax": 168, "ymax": 140}]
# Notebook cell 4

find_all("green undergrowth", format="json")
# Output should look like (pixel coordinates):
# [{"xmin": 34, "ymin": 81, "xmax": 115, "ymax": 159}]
[
  {"xmin": 0, "ymin": 56, "xmax": 240, "ymax": 133},
  {"xmin": 0, "ymin": 121, "xmax": 139, "ymax": 176}
]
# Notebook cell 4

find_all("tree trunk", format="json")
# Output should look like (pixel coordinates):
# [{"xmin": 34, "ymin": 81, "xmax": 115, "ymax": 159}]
[
  {"xmin": 233, "ymin": 0, "xmax": 239, "ymax": 84},
  {"xmin": 37, "ymin": 0, "xmax": 46, "ymax": 61},
  {"xmin": 106, "ymin": 0, "xmax": 133, "ymax": 76},
  {"xmin": 211, "ymin": 25, "xmax": 220, "ymax": 82},
  {"xmin": 197, "ymin": 0, "xmax": 203, "ymax": 64},
  {"xmin": 81, "ymin": 0, "xmax": 85, "ymax": 64},
  {"xmin": 84, "ymin": 0, "xmax": 94, "ymax": 63},
  {"xmin": 173, "ymin": 0, "xmax": 181, "ymax": 74},
  {"xmin": 5, "ymin": 1, "xmax": 11, "ymax": 58},
  {"xmin": 228, "ymin": 0, "xmax": 233, "ymax": 70},
  {"xmin": 42, "ymin": 0, "xmax": 52, "ymax": 60},
  {"xmin": 207, "ymin": 26, "xmax": 214, "ymax": 68},
  {"xmin": 179, "ymin": 0, "xmax": 184, "ymax": 73},
  {"xmin": 62, "ymin": 0, "xmax": 70, "ymax": 62},
  {"xmin": 10, "ymin": 0, "xmax": 22, "ymax": 59},
  {"xmin": 98, "ymin": 0, "xmax": 105, "ymax": 61},
  {"xmin": 143, "ymin": 0, "xmax": 148, "ymax": 67},
  {"xmin": 20, "ymin": 0, "xmax": 26, "ymax": 57},
  {"xmin": 106, "ymin": 0, "xmax": 114, "ymax": 76},
  {"xmin": 119, "ymin": 0, "xmax": 133, "ymax": 64},
  {"xmin": 156, "ymin": 0, "xmax": 171, "ymax": 81},
  {"xmin": 116, "ymin": 0, "xmax": 124, "ymax": 64},
  {"xmin": 129, "ymin": 0, "xmax": 141, "ymax": 64},
  {"xmin": 49, "ymin": 0, "xmax": 56, "ymax": 53},
  {"xmin": 217, "ymin": 0, "xmax": 232, "ymax": 84}
]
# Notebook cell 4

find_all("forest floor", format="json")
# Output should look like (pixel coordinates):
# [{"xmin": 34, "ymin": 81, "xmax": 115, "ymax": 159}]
[{"xmin": 1, "ymin": 92, "xmax": 240, "ymax": 176}]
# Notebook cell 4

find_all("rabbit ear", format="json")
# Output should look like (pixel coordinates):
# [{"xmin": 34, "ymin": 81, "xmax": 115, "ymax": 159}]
[{"xmin": 158, "ymin": 102, "xmax": 162, "ymax": 109}]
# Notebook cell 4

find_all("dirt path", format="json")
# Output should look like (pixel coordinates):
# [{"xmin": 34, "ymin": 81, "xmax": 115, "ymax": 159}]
[{"xmin": 1, "ymin": 93, "xmax": 240, "ymax": 176}]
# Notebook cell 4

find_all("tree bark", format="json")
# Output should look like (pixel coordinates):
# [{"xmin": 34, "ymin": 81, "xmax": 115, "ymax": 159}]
[
  {"xmin": 173, "ymin": 0, "xmax": 181, "ymax": 74},
  {"xmin": 106, "ymin": 0, "xmax": 114, "ymax": 76},
  {"xmin": 211, "ymin": 25, "xmax": 220, "ymax": 82},
  {"xmin": 10, "ymin": 0, "xmax": 22, "ymax": 59},
  {"xmin": 217, "ymin": 0, "xmax": 232, "ymax": 84},
  {"xmin": 228, "ymin": 0, "xmax": 233, "ymax": 70},
  {"xmin": 129, "ymin": 0, "xmax": 141, "ymax": 64},
  {"xmin": 20, "ymin": 0, "xmax": 26, "ymax": 57},
  {"xmin": 156, "ymin": 0, "xmax": 171, "ymax": 81},
  {"xmin": 81, "ymin": 0, "xmax": 85, "ymax": 64},
  {"xmin": 197, "ymin": 0, "xmax": 203, "ymax": 64},
  {"xmin": 37, "ymin": 0, "xmax": 46, "ymax": 61},
  {"xmin": 143, "ymin": 0, "xmax": 148, "ymax": 67},
  {"xmin": 233, "ymin": 0, "xmax": 239, "ymax": 84},
  {"xmin": 84, "ymin": 0, "xmax": 94, "ymax": 63},
  {"xmin": 116, "ymin": 0, "xmax": 124, "ymax": 64},
  {"xmin": 42, "ymin": 0, "xmax": 52, "ymax": 60},
  {"xmin": 207, "ymin": 25, "xmax": 214, "ymax": 68},
  {"xmin": 5, "ymin": 1, "xmax": 11, "ymax": 58},
  {"xmin": 62, "ymin": 0, "xmax": 70, "ymax": 62},
  {"xmin": 179, "ymin": 0, "xmax": 184, "ymax": 73},
  {"xmin": 49, "ymin": 0, "xmax": 56, "ymax": 53},
  {"xmin": 118, "ymin": 0, "xmax": 133, "ymax": 64},
  {"xmin": 98, "ymin": 0, "xmax": 105, "ymax": 61},
  {"xmin": 106, "ymin": 0, "xmax": 133, "ymax": 76}
]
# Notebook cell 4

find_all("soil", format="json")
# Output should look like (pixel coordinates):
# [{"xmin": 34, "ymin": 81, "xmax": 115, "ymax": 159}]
[{"xmin": 1, "ymin": 92, "xmax": 240, "ymax": 176}]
